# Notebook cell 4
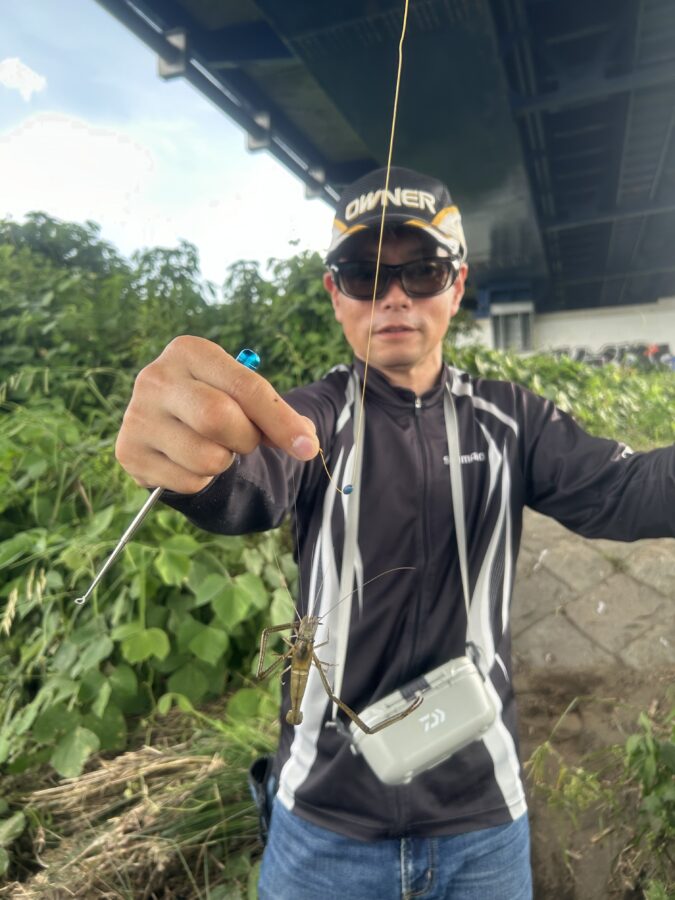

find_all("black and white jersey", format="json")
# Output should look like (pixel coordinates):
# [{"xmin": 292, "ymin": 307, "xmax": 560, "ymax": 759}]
[{"xmin": 165, "ymin": 359, "xmax": 675, "ymax": 839}]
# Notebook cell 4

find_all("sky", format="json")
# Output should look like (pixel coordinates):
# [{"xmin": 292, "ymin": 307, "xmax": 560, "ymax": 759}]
[{"xmin": 0, "ymin": 0, "xmax": 335, "ymax": 288}]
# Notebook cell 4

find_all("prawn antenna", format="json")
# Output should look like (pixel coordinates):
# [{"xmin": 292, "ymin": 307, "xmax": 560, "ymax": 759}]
[
  {"xmin": 272, "ymin": 545, "xmax": 301, "ymax": 623},
  {"xmin": 322, "ymin": 566, "xmax": 415, "ymax": 617}
]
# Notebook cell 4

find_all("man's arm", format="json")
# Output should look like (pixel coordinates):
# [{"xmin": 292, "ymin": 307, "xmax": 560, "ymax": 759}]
[
  {"xmin": 158, "ymin": 441, "xmax": 314, "ymax": 535},
  {"xmin": 521, "ymin": 388, "xmax": 675, "ymax": 540}
]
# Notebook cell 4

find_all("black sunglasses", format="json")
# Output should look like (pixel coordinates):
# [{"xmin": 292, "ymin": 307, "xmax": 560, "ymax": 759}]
[{"xmin": 329, "ymin": 257, "xmax": 460, "ymax": 301}]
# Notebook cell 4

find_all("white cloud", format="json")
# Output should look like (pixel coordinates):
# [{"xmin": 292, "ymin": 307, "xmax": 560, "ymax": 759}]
[
  {"xmin": 0, "ymin": 111, "xmax": 334, "ymax": 286},
  {"xmin": 0, "ymin": 57, "xmax": 47, "ymax": 101},
  {"xmin": 0, "ymin": 112, "xmax": 155, "ymax": 232}
]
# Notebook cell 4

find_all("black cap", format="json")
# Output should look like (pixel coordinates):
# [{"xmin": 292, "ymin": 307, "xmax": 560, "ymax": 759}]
[{"xmin": 326, "ymin": 166, "xmax": 467, "ymax": 262}]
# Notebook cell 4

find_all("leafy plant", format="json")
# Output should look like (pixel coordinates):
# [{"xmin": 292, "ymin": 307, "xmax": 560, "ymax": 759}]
[
  {"xmin": 451, "ymin": 344, "xmax": 675, "ymax": 448},
  {"xmin": 620, "ymin": 706, "xmax": 675, "ymax": 889},
  {"xmin": 0, "ymin": 482, "xmax": 295, "ymax": 779},
  {"xmin": 526, "ymin": 693, "xmax": 675, "ymax": 896}
]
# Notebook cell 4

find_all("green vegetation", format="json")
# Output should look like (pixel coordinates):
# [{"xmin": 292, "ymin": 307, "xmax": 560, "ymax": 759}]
[
  {"xmin": 0, "ymin": 213, "xmax": 673, "ymax": 895},
  {"xmin": 526, "ymin": 692, "xmax": 675, "ymax": 896},
  {"xmin": 1, "ymin": 710, "xmax": 277, "ymax": 898},
  {"xmin": 452, "ymin": 346, "xmax": 675, "ymax": 450}
]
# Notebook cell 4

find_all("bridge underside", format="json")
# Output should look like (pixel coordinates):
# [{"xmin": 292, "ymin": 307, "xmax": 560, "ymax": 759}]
[{"xmin": 94, "ymin": 0, "xmax": 675, "ymax": 313}]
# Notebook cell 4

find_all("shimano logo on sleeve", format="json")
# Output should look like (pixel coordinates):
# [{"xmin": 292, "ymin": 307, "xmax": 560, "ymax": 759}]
[{"xmin": 444, "ymin": 452, "xmax": 486, "ymax": 466}]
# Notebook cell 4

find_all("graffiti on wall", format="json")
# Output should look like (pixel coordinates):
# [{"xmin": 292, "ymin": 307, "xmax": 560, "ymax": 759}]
[{"xmin": 549, "ymin": 342, "xmax": 673, "ymax": 369}]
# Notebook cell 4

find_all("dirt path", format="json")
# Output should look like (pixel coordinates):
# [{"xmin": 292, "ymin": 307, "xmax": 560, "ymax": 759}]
[
  {"xmin": 517, "ymin": 665, "xmax": 674, "ymax": 899},
  {"xmin": 513, "ymin": 510, "xmax": 674, "ymax": 898}
]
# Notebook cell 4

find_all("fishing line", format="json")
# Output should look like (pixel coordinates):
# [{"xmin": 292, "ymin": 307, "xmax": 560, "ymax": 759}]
[
  {"xmin": 289, "ymin": 465, "xmax": 304, "ymax": 616},
  {"xmin": 266, "ymin": 1, "xmax": 412, "ymax": 678},
  {"xmin": 319, "ymin": 0, "xmax": 411, "ymax": 496}
]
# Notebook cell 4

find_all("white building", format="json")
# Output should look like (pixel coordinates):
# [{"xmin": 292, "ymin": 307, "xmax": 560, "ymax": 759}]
[{"xmin": 470, "ymin": 295, "xmax": 675, "ymax": 367}]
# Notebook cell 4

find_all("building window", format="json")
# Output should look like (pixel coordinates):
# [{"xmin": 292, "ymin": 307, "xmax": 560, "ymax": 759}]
[{"xmin": 490, "ymin": 302, "xmax": 534, "ymax": 351}]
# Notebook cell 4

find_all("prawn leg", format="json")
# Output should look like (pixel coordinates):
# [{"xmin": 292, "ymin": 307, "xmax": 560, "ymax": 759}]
[
  {"xmin": 257, "ymin": 622, "xmax": 296, "ymax": 678},
  {"xmin": 311, "ymin": 652, "xmax": 423, "ymax": 735},
  {"xmin": 257, "ymin": 650, "xmax": 292, "ymax": 681}
]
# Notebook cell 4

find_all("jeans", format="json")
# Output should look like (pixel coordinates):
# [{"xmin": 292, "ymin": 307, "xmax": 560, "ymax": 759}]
[{"xmin": 257, "ymin": 799, "xmax": 532, "ymax": 900}]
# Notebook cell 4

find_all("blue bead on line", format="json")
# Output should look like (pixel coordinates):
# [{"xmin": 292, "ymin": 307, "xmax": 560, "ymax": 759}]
[
  {"xmin": 235, "ymin": 348, "xmax": 261, "ymax": 371},
  {"xmin": 343, "ymin": 485, "xmax": 353, "ymax": 495}
]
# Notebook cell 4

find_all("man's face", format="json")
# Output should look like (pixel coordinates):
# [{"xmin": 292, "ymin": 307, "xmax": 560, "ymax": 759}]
[{"xmin": 323, "ymin": 229, "xmax": 468, "ymax": 391}]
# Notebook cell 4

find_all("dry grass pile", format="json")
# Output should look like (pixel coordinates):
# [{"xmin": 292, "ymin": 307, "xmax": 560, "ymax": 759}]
[{"xmin": 1, "ymin": 715, "xmax": 276, "ymax": 899}]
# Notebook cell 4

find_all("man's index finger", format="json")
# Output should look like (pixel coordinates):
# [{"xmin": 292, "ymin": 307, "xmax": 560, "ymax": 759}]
[{"xmin": 185, "ymin": 341, "xmax": 319, "ymax": 460}]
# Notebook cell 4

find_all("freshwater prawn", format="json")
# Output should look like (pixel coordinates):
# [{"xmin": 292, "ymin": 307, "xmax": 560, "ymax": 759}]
[{"xmin": 256, "ymin": 565, "xmax": 423, "ymax": 733}]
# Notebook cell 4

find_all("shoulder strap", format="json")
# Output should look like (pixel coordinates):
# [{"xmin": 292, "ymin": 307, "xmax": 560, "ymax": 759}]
[
  {"xmin": 333, "ymin": 372, "xmax": 474, "ymax": 719},
  {"xmin": 338, "ymin": 371, "xmax": 364, "ymax": 597},
  {"xmin": 331, "ymin": 371, "xmax": 364, "ymax": 715},
  {"xmin": 443, "ymin": 381, "xmax": 472, "ymax": 622}
]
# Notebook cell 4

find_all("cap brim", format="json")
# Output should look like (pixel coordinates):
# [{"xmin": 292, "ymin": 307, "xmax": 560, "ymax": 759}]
[{"xmin": 325, "ymin": 212, "xmax": 464, "ymax": 262}]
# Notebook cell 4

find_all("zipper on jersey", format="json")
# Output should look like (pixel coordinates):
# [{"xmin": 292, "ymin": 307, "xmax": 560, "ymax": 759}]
[{"xmin": 389, "ymin": 394, "xmax": 430, "ymax": 832}]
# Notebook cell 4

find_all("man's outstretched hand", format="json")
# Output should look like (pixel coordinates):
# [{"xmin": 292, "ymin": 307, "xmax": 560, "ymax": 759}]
[{"xmin": 115, "ymin": 335, "xmax": 320, "ymax": 494}]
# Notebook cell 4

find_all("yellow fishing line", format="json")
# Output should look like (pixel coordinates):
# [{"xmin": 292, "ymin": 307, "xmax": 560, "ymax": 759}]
[
  {"xmin": 319, "ymin": 447, "xmax": 349, "ymax": 493},
  {"xmin": 324, "ymin": 0, "xmax": 411, "ymax": 496}
]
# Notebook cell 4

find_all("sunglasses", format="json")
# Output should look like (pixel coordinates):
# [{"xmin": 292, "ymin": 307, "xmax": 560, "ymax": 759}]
[{"xmin": 329, "ymin": 257, "xmax": 460, "ymax": 300}]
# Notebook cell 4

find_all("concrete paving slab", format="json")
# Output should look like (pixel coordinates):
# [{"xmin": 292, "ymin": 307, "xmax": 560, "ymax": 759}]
[
  {"xmin": 620, "ymin": 624, "xmax": 675, "ymax": 668},
  {"xmin": 539, "ymin": 538, "xmax": 615, "ymax": 594},
  {"xmin": 511, "ymin": 566, "xmax": 577, "ymax": 638},
  {"xmin": 515, "ymin": 546, "xmax": 538, "ymax": 573},
  {"xmin": 586, "ymin": 537, "xmax": 654, "ymax": 562},
  {"xmin": 521, "ymin": 509, "xmax": 572, "ymax": 551},
  {"xmin": 512, "ymin": 610, "xmax": 617, "ymax": 669},
  {"xmin": 564, "ymin": 574, "xmax": 665, "ymax": 654},
  {"xmin": 624, "ymin": 542, "xmax": 675, "ymax": 600}
]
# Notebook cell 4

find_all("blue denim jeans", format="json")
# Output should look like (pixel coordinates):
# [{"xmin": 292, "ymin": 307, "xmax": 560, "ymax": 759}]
[{"xmin": 258, "ymin": 799, "xmax": 532, "ymax": 900}]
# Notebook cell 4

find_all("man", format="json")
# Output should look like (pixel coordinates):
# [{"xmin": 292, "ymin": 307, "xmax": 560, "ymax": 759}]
[{"xmin": 115, "ymin": 167, "xmax": 675, "ymax": 899}]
